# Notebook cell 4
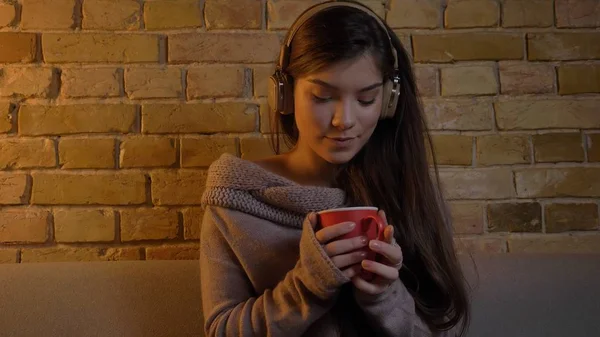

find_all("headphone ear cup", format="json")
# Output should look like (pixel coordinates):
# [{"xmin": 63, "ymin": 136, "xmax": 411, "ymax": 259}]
[
  {"xmin": 268, "ymin": 70, "xmax": 295, "ymax": 115},
  {"xmin": 379, "ymin": 78, "xmax": 401, "ymax": 120},
  {"xmin": 268, "ymin": 71, "xmax": 284, "ymax": 115},
  {"xmin": 281, "ymin": 72, "xmax": 295, "ymax": 115},
  {"xmin": 380, "ymin": 80, "xmax": 393, "ymax": 119}
]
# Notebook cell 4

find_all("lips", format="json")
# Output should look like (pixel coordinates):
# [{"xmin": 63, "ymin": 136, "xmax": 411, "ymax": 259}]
[{"xmin": 326, "ymin": 136, "xmax": 356, "ymax": 147}]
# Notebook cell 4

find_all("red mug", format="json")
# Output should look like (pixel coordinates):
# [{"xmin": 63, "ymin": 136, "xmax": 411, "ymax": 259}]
[{"xmin": 317, "ymin": 207, "xmax": 385, "ymax": 281}]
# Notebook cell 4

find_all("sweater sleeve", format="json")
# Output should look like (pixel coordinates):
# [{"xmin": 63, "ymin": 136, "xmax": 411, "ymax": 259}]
[
  {"xmin": 354, "ymin": 279, "xmax": 458, "ymax": 337},
  {"xmin": 200, "ymin": 206, "xmax": 350, "ymax": 337}
]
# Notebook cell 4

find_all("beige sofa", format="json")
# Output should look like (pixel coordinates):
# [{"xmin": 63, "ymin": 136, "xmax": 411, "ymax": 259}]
[{"xmin": 1, "ymin": 254, "xmax": 599, "ymax": 337}]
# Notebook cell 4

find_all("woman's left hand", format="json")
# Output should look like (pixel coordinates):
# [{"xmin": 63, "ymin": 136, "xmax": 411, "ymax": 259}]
[{"xmin": 351, "ymin": 210, "xmax": 403, "ymax": 296}]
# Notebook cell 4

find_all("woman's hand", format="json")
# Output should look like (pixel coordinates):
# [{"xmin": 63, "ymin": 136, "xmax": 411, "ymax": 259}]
[
  {"xmin": 309, "ymin": 212, "xmax": 370, "ymax": 279},
  {"xmin": 352, "ymin": 210, "xmax": 403, "ymax": 296}
]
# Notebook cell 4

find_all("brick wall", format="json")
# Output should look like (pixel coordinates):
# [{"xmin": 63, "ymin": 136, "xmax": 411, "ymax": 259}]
[{"xmin": 0, "ymin": 0, "xmax": 599, "ymax": 264}]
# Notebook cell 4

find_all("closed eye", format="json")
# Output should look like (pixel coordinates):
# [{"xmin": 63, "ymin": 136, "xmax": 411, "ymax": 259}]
[
  {"xmin": 312, "ymin": 94, "xmax": 332, "ymax": 103},
  {"xmin": 358, "ymin": 98, "xmax": 375, "ymax": 106}
]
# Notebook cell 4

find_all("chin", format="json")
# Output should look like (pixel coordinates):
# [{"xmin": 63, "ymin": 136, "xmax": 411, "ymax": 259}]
[{"xmin": 319, "ymin": 149, "xmax": 358, "ymax": 165}]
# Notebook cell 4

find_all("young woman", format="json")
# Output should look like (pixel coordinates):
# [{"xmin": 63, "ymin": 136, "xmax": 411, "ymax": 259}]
[{"xmin": 200, "ymin": 1, "xmax": 471, "ymax": 336}]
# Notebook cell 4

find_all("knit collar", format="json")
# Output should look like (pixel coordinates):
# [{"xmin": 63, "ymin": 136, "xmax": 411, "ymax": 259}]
[{"xmin": 201, "ymin": 153, "xmax": 347, "ymax": 228}]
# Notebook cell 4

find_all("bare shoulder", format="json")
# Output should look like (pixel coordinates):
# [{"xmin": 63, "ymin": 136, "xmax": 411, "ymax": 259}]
[
  {"xmin": 251, "ymin": 154, "xmax": 291, "ymax": 179},
  {"xmin": 251, "ymin": 154, "xmax": 286, "ymax": 170}
]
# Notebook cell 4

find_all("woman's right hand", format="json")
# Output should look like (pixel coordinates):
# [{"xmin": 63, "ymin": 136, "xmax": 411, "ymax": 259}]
[{"xmin": 308, "ymin": 213, "xmax": 369, "ymax": 279}]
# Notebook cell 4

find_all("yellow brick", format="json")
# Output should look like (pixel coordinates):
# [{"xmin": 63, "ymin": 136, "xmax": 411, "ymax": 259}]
[
  {"xmin": 59, "ymin": 138, "xmax": 115, "ymax": 169},
  {"xmin": 392, "ymin": 31, "xmax": 413, "ymax": 56},
  {"xmin": 427, "ymin": 134, "xmax": 472, "ymax": 166},
  {"xmin": 0, "ymin": 208, "xmax": 49, "ymax": 243},
  {"xmin": 260, "ymin": 103, "xmax": 276, "ymax": 134},
  {"xmin": 487, "ymin": 202, "xmax": 542, "ymax": 233},
  {"xmin": 120, "ymin": 137, "xmax": 177, "ymax": 168},
  {"xmin": 441, "ymin": 66, "xmax": 497, "ymax": 96},
  {"xmin": 61, "ymin": 68, "xmax": 121, "ymax": 98},
  {"xmin": 144, "ymin": 0, "xmax": 202, "ymax": 30},
  {"xmin": 528, "ymin": 33, "xmax": 600, "ymax": 61},
  {"xmin": 558, "ymin": 64, "xmax": 600, "ymax": 95},
  {"xmin": 0, "ymin": 3, "xmax": 16, "ymax": 27},
  {"xmin": 445, "ymin": 0, "xmax": 498, "ymax": 28},
  {"xmin": 508, "ymin": 235, "xmax": 600, "ymax": 254},
  {"xmin": 0, "ymin": 33, "xmax": 36, "ymax": 63},
  {"xmin": 439, "ymin": 169, "xmax": 515, "ymax": 199},
  {"xmin": 0, "ymin": 102, "xmax": 12, "ymax": 133},
  {"xmin": 499, "ymin": 62, "xmax": 554, "ymax": 94},
  {"xmin": 0, "ymin": 249, "xmax": 17, "ymax": 263},
  {"xmin": 0, "ymin": 67, "xmax": 55, "ymax": 98},
  {"xmin": 555, "ymin": 0, "xmax": 600, "ymax": 28},
  {"xmin": 502, "ymin": 0, "xmax": 553, "ymax": 28},
  {"xmin": 0, "ymin": 138, "xmax": 55, "ymax": 169},
  {"xmin": 413, "ymin": 33, "xmax": 523, "ymax": 63},
  {"xmin": 476, "ymin": 135, "xmax": 530, "ymax": 165},
  {"xmin": 187, "ymin": 65, "xmax": 245, "ymax": 99},
  {"xmin": 387, "ymin": 0, "xmax": 441, "ymax": 29},
  {"xmin": 21, "ymin": 0, "xmax": 74, "ymax": 29},
  {"xmin": 253, "ymin": 64, "xmax": 276, "ymax": 98},
  {"xmin": 267, "ymin": 0, "xmax": 320, "ymax": 30},
  {"xmin": 0, "ymin": 173, "xmax": 28, "ymax": 205},
  {"xmin": 43, "ymin": 33, "xmax": 159, "ymax": 63},
  {"xmin": 182, "ymin": 207, "xmax": 203, "ymax": 240},
  {"xmin": 142, "ymin": 103, "xmax": 257, "ymax": 133},
  {"xmin": 357, "ymin": 1, "xmax": 386, "ymax": 18},
  {"xmin": 146, "ymin": 244, "xmax": 200, "ymax": 260},
  {"xmin": 120, "ymin": 208, "xmax": 178, "ymax": 241},
  {"xmin": 82, "ymin": 0, "xmax": 140, "ymax": 30},
  {"xmin": 414, "ymin": 66, "xmax": 437, "ymax": 97},
  {"xmin": 19, "ymin": 104, "xmax": 137, "ymax": 136},
  {"xmin": 240, "ymin": 136, "xmax": 291, "ymax": 160},
  {"xmin": 180, "ymin": 137, "xmax": 237, "ymax": 168},
  {"xmin": 205, "ymin": 0, "xmax": 261, "ymax": 29},
  {"xmin": 589, "ymin": 134, "xmax": 600, "ymax": 162},
  {"xmin": 54, "ymin": 209, "xmax": 115, "ymax": 242},
  {"xmin": 423, "ymin": 99, "xmax": 493, "ymax": 131},
  {"xmin": 495, "ymin": 99, "xmax": 600, "ymax": 130},
  {"xmin": 31, "ymin": 172, "xmax": 147, "ymax": 205},
  {"xmin": 449, "ymin": 202, "xmax": 483, "ymax": 234},
  {"xmin": 515, "ymin": 168, "xmax": 600, "ymax": 198},
  {"xmin": 21, "ymin": 246, "xmax": 141, "ymax": 263},
  {"xmin": 125, "ymin": 67, "xmax": 182, "ymax": 99},
  {"xmin": 151, "ymin": 170, "xmax": 207, "ymax": 205},
  {"xmin": 169, "ymin": 33, "xmax": 280, "ymax": 63},
  {"xmin": 545, "ymin": 203, "xmax": 599, "ymax": 233},
  {"xmin": 533, "ymin": 133, "xmax": 584, "ymax": 163}
]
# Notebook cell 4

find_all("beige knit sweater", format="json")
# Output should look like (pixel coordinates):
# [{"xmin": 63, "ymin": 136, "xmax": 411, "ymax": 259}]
[{"xmin": 200, "ymin": 153, "xmax": 455, "ymax": 337}]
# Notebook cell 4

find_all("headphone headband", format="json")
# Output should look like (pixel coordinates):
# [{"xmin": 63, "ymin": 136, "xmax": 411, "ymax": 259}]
[
  {"xmin": 278, "ymin": 1, "xmax": 398, "ymax": 72},
  {"xmin": 268, "ymin": 0, "xmax": 402, "ymax": 121}
]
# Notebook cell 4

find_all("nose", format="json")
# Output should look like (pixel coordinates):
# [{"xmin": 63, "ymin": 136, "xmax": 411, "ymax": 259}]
[{"xmin": 331, "ymin": 98, "xmax": 356, "ymax": 130}]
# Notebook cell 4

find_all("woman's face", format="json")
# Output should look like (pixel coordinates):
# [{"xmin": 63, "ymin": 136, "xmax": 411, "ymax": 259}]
[{"xmin": 292, "ymin": 53, "xmax": 383, "ymax": 165}]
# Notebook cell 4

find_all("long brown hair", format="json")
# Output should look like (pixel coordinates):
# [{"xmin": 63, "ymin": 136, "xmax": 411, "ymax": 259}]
[{"xmin": 269, "ymin": 1, "xmax": 470, "ymax": 335}]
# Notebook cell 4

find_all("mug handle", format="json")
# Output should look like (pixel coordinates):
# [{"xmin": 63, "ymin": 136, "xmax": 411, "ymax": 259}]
[
  {"xmin": 362, "ymin": 215, "xmax": 385, "ymax": 240},
  {"xmin": 360, "ymin": 215, "xmax": 385, "ymax": 281}
]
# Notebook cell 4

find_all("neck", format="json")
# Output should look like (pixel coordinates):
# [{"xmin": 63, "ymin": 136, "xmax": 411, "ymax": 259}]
[{"xmin": 283, "ymin": 145, "xmax": 337, "ymax": 187}]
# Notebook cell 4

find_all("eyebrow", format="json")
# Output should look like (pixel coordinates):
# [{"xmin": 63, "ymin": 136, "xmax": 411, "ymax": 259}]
[{"xmin": 307, "ymin": 79, "xmax": 383, "ymax": 92}]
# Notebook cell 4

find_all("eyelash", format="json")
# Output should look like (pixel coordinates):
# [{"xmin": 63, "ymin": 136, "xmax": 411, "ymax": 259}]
[
  {"xmin": 359, "ymin": 99, "xmax": 376, "ymax": 106},
  {"xmin": 312, "ymin": 95, "xmax": 376, "ymax": 106},
  {"xmin": 312, "ymin": 95, "xmax": 332, "ymax": 103}
]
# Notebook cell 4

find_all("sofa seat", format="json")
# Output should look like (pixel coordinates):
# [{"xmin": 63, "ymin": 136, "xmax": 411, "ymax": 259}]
[{"xmin": 1, "ymin": 254, "xmax": 599, "ymax": 337}]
